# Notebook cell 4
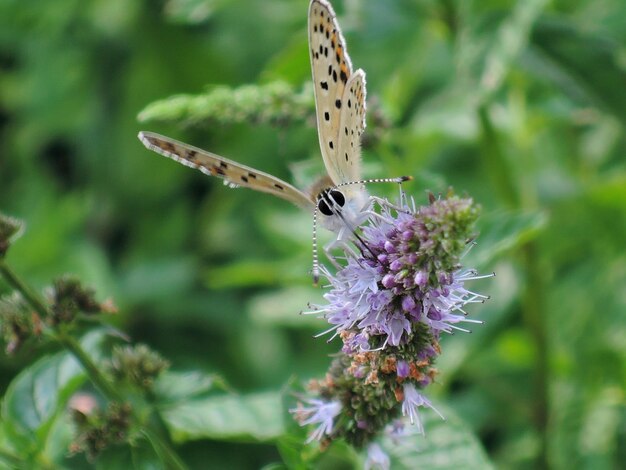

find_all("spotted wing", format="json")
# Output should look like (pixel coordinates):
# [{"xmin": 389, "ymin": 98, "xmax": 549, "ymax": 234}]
[
  {"xmin": 309, "ymin": 0, "xmax": 356, "ymax": 185},
  {"xmin": 138, "ymin": 132, "xmax": 314, "ymax": 209},
  {"xmin": 335, "ymin": 69, "xmax": 366, "ymax": 183}
]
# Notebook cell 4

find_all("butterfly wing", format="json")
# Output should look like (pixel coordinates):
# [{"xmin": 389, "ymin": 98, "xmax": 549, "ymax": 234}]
[
  {"xmin": 335, "ymin": 69, "xmax": 366, "ymax": 183},
  {"xmin": 309, "ymin": 0, "xmax": 362, "ymax": 186},
  {"xmin": 138, "ymin": 132, "xmax": 314, "ymax": 209}
]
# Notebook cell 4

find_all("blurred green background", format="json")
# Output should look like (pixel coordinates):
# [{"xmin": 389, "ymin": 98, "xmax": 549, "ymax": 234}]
[{"xmin": 1, "ymin": 0, "xmax": 625, "ymax": 468}]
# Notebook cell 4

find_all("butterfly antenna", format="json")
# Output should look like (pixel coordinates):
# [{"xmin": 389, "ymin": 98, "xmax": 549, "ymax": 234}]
[
  {"xmin": 312, "ymin": 205, "xmax": 320, "ymax": 286},
  {"xmin": 335, "ymin": 175, "xmax": 412, "ymax": 189}
]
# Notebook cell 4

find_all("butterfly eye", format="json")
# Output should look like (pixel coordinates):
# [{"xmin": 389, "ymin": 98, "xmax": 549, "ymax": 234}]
[{"xmin": 317, "ymin": 189, "xmax": 346, "ymax": 216}]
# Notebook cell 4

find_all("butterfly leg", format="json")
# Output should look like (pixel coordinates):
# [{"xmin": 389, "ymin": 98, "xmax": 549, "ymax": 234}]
[
  {"xmin": 322, "ymin": 240, "xmax": 344, "ymax": 269},
  {"xmin": 368, "ymin": 196, "xmax": 409, "ymax": 213},
  {"xmin": 323, "ymin": 238, "xmax": 361, "ymax": 268}
]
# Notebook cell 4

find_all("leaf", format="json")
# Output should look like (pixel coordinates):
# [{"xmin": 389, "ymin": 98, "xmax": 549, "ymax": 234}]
[
  {"xmin": 204, "ymin": 259, "xmax": 309, "ymax": 289},
  {"xmin": 530, "ymin": 18, "xmax": 626, "ymax": 126},
  {"xmin": 478, "ymin": 0, "xmax": 550, "ymax": 100},
  {"xmin": 471, "ymin": 209, "xmax": 548, "ymax": 266},
  {"xmin": 1, "ymin": 330, "xmax": 108, "ymax": 446},
  {"xmin": 248, "ymin": 286, "xmax": 324, "ymax": 328},
  {"xmin": 378, "ymin": 405, "xmax": 493, "ymax": 469},
  {"xmin": 41, "ymin": 410, "xmax": 75, "ymax": 465},
  {"xmin": 164, "ymin": 0, "xmax": 219, "ymax": 25},
  {"xmin": 95, "ymin": 440, "xmax": 163, "ymax": 470},
  {"xmin": 153, "ymin": 370, "xmax": 223, "ymax": 404},
  {"xmin": 160, "ymin": 391, "xmax": 284, "ymax": 443}
]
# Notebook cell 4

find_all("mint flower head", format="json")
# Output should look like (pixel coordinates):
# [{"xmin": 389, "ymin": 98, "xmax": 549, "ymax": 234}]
[{"xmin": 294, "ymin": 189, "xmax": 492, "ymax": 455}]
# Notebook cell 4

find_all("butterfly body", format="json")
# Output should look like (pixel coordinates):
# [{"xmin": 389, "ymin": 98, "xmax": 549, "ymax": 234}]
[{"xmin": 139, "ymin": 0, "xmax": 370, "ymax": 235}]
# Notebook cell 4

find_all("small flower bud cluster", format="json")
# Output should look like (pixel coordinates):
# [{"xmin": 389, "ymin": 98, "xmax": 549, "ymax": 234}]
[
  {"xmin": 107, "ymin": 344, "xmax": 170, "ymax": 391},
  {"xmin": 0, "ymin": 213, "xmax": 23, "ymax": 257},
  {"xmin": 293, "ymin": 191, "xmax": 490, "ymax": 457},
  {"xmin": 0, "ymin": 276, "xmax": 116, "ymax": 353},
  {"xmin": 49, "ymin": 276, "xmax": 106, "ymax": 325},
  {"xmin": 0, "ymin": 293, "xmax": 42, "ymax": 354},
  {"xmin": 69, "ymin": 401, "xmax": 132, "ymax": 460}
]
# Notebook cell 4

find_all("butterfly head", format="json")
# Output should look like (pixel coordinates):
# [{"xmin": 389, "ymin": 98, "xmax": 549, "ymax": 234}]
[{"xmin": 316, "ymin": 185, "xmax": 369, "ymax": 233}]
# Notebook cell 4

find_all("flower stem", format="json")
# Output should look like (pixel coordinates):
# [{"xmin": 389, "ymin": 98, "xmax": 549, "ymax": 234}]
[
  {"xmin": 0, "ymin": 260, "xmax": 50, "ymax": 318},
  {"xmin": 0, "ymin": 260, "xmax": 188, "ymax": 469},
  {"xmin": 57, "ymin": 331, "xmax": 124, "ymax": 400},
  {"xmin": 478, "ymin": 104, "xmax": 549, "ymax": 469},
  {"xmin": 521, "ymin": 242, "xmax": 548, "ymax": 470},
  {"xmin": 477, "ymin": 105, "xmax": 518, "ymax": 209},
  {"xmin": 142, "ymin": 429, "xmax": 188, "ymax": 470}
]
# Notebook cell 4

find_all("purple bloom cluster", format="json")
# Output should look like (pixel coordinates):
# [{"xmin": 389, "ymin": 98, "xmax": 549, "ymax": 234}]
[
  {"xmin": 292, "ymin": 191, "xmax": 491, "ymax": 457},
  {"xmin": 310, "ymin": 194, "xmax": 487, "ymax": 350}
]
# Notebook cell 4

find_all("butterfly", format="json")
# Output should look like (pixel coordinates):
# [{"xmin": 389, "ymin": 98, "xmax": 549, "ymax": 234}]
[{"xmin": 139, "ymin": 0, "xmax": 407, "ymax": 274}]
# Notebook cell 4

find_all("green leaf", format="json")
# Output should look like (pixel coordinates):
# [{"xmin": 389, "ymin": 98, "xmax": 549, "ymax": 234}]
[
  {"xmin": 1, "ymin": 330, "xmax": 108, "ymax": 446},
  {"xmin": 478, "ymin": 0, "xmax": 550, "ymax": 100},
  {"xmin": 160, "ymin": 391, "xmax": 283, "ymax": 443},
  {"xmin": 378, "ymin": 406, "xmax": 493, "ymax": 469},
  {"xmin": 248, "ymin": 286, "xmax": 323, "ymax": 328},
  {"xmin": 95, "ymin": 439, "xmax": 163, "ymax": 470},
  {"xmin": 472, "ymin": 209, "xmax": 548, "ymax": 266},
  {"xmin": 164, "ymin": 0, "xmax": 219, "ymax": 25},
  {"xmin": 530, "ymin": 19, "xmax": 626, "ymax": 126},
  {"xmin": 41, "ymin": 410, "xmax": 75, "ymax": 465},
  {"xmin": 153, "ymin": 371, "xmax": 223, "ymax": 404},
  {"xmin": 259, "ymin": 464, "xmax": 288, "ymax": 470}
]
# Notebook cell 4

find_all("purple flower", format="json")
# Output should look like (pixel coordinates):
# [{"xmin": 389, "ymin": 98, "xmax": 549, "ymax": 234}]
[
  {"xmin": 400, "ymin": 384, "xmax": 444, "ymax": 435},
  {"xmin": 312, "ymin": 193, "xmax": 488, "ymax": 351},
  {"xmin": 383, "ymin": 311, "xmax": 411, "ymax": 346},
  {"xmin": 290, "ymin": 398, "xmax": 341, "ymax": 443},
  {"xmin": 364, "ymin": 443, "xmax": 390, "ymax": 470},
  {"xmin": 296, "ymin": 191, "xmax": 490, "ymax": 452},
  {"xmin": 396, "ymin": 360, "xmax": 410, "ymax": 378}
]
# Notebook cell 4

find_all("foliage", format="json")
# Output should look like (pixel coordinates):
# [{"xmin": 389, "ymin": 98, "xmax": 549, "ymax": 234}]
[{"xmin": 1, "ymin": 0, "xmax": 625, "ymax": 468}]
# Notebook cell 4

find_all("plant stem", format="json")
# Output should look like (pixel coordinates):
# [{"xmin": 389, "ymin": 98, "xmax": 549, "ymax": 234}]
[
  {"xmin": 142, "ymin": 429, "xmax": 188, "ymax": 470},
  {"xmin": 521, "ymin": 242, "xmax": 549, "ymax": 470},
  {"xmin": 477, "ymin": 105, "xmax": 519, "ymax": 209},
  {"xmin": 58, "ymin": 331, "xmax": 124, "ymax": 401},
  {"xmin": 0, "ymin": 260, "xmax": 188, "ymax": 469},
  {"xmin": 478, "ymin": 105, "xmax": 549, "ymax": 468},
  {"xmin": 0, "ymin": 260, "xmax": 50, "ymax": 318}
]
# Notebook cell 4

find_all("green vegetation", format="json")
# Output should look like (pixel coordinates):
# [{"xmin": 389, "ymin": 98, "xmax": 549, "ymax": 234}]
[{"xmin": 0, "ymin": 0, "xmax": 624, "ymax": 468}]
